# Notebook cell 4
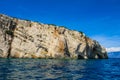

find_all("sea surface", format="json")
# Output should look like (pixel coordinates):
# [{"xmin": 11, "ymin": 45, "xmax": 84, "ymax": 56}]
[{"xmin": 0, "ymin": 58, "xmax": 120, "ymax": 80}]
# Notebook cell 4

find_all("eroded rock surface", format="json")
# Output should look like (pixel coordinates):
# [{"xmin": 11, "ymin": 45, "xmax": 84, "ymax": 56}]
[{"xmin": 0, "ymin": 14, "xmax": 108, "ymax": 59}]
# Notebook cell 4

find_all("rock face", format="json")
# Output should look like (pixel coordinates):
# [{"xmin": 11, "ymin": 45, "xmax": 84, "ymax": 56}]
[{"xmin": 0, "ymin": 14, "xmax": 108, "ymax": 59}]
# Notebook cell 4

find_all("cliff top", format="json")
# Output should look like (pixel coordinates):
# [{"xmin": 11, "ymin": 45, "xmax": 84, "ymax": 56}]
[{"xmin": 0, "ymin": 13, "xmax": 85, "ymax": 36}]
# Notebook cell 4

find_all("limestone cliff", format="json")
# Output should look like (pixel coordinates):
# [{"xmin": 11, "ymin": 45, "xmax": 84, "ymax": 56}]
[{"xmin": 0, "ymin": 14, "xmax": 108, "ymax": 59}]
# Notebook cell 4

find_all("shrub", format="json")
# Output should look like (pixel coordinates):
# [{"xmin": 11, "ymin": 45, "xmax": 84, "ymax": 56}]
[
  {"xmin": 48, "ymin": 24, "xmax": 56, "ymax": 26},
  {"xmin": 5, "ymin": 30, "xmax": 13, "ymax": 36}
]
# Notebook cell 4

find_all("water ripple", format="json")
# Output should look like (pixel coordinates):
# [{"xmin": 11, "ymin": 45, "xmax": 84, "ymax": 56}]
[{"xmin": 0, "ymin": 59, "xmax": 120, "ymax": 80}]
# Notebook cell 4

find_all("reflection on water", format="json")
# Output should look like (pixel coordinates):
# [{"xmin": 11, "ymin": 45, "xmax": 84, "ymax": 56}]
[{"xmin": 0, "ymin": 59, "xmax": 120, "ymax": 80}]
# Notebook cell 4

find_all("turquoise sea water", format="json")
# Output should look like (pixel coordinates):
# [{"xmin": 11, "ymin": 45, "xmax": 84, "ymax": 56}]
[{"xmin": 0, "ymin": 58, "xmax": 120, "ymax": 80}]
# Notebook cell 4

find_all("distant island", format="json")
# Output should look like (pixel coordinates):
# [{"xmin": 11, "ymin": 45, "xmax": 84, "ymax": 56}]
[
  {"xmin": 0, "ymin": 14, "xmax": 108, "ymax": 59},
  {"xmin": 108, "ymin": 51, "xmax": 120, "ymax": 58}
]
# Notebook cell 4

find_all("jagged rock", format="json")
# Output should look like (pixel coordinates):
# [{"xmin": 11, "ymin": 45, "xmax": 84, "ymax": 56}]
[{"xmin": 0, "ymin": 14, "xmax": 108, "ymax": 59}]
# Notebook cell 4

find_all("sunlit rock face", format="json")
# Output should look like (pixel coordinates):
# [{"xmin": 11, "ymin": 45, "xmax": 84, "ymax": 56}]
[{"xmin": 0, "ymin": 14, "xmax": 108, "ymax": 59}]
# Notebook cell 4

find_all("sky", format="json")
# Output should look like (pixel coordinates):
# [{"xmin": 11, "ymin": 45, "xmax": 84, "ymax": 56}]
[{"xmin": 0, "ymin": 0, "xmax": 120, "ymax": 49}]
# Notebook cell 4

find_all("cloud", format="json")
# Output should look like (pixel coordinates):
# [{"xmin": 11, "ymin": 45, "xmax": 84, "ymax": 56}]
[
  {"xmin": 106, "ymin": 47, "xmax": 120, "ymax": 52},
  {"xmin": 90, "ymin": 35, "xmax": 120, "ymax": 48}
]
